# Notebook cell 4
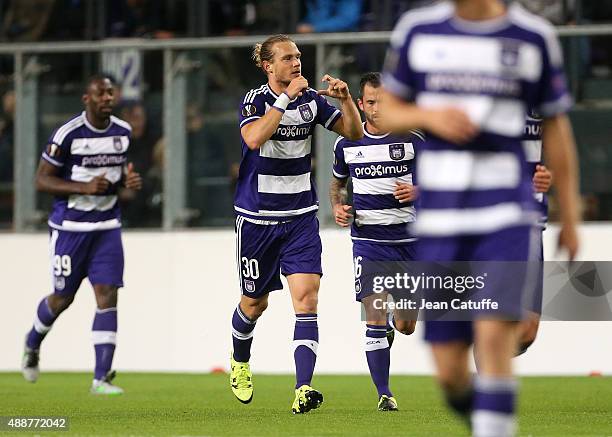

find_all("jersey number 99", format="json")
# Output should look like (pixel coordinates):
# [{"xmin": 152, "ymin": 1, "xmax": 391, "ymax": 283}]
[{"xmin": 53, "ymin": 255, "xmax": 72, "ymax": 277}]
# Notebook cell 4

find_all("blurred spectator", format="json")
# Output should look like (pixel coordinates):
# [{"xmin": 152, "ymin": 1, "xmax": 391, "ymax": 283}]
[
  {"xmin": 0, "ymin": 0, "xmax": 55, "ymax": 41},
  {"xmin": 107, "ymin": 0, "xmax": 183, "ymax": 39},
  {"xmin": 581, "ymin": 2, "xmax": 612, "ymax": 22},
  {"xmin": 579, "ymin": 1, "xmax": 612, "ymax": 77},
  {"xmin": 516, "ymin": 0, "xmax": 575, "ymax": 25},
  {"xmin": 297, "ymin": 0, "xmax": 363, "ymax": 33},
  {"xmin": 581, "ymin": 194, "xmax": 600, "ymax": 221},
  {"xmin": 208, "ymin": 0, "xmax": 294, "ymax": 36},
  {"xmin": 208, "ymin": 0, "xmax": 253, "ymax": 36},
  {"xmin": 0, "ymin": 89, "xmax": 14, "ymax": 183},
  {"xmin": 0, "ymin": 89, "xmax": 14, "ymax": 227},
  {"xmin": 362, "ymin": 0, "xmax": 434, "ymax": 31},
  {"xmin": 247, "ymin": 0, "xmax": 290, "ymax": 35},
  {"xmin": 45, "ymin": 0, "xmax": 86, "ymax": 40},
  {"xmin": 118, "ymin": 101, "xmax": 162, "ymax": 227},
  {"xmin": 186, "ymin": 103, "xmax": 234, "ymax": 225}
]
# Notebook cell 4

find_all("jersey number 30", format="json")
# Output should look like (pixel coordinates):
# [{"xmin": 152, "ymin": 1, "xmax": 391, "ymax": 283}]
[{"xmin": 241, "ymin": 257, "xmax": 260, "ymax": 279}]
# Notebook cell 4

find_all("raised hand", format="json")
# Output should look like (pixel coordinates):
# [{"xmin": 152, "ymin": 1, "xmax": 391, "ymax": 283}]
[
  {"xmin": 286, "ymin": 75, "xmax": 309, "ymax": 99},
  {"xmin": 317, "ymin": 74, "xmax": 350, "ymax": 100},
  {"xmin": 124, "ymin": 162, "xmax": 143, "ymax": 190},
  {"xmin": 333, "ymin": 204, "xmax": 353, "ymax": 227}
]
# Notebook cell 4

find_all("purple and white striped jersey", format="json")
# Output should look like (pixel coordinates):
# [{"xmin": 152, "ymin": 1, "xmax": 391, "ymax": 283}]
[
  {"xmin": 42, "ymin": 111, "xmax": 132, "ymax": 232},
  {"xmin": 235, "ymin": 84, "xmax": 341, "ymax": 220},
  {"xmin": 383, "ymin": 1, "xmax": 571, "ymax": 237},
  {"xmin": 333, "ymin": 123, "xmax": 423, "ymax": 244},
  {"xmin": 522, "ymin": 111, "xmax": 548, "ymax": 227}
]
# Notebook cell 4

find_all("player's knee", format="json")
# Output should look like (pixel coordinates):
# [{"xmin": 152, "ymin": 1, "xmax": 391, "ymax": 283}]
[
  {"xmin": 47, "ymin": 293, "xmax": 74, "ymax": 314},
  {"xmin": 394, "ymin": 319, "xmax": 416, "ymax": 336},
  {"xmin": 253, "ymin": 300, "xmax": 268, "ymax": 318},
  {"xmin": 437, "ymin": 371, "xmax": 468, "ymax": 394},
  {"xmin": 436, "ymin": 362, "xmax": 470, "ymax": 394},
  {"xmin": 241, "ymin": 298, "xmax": 268, "ymax": 320},
  {"xmin": 294, "ymin": 292, "xmax": 318, "ymax": 313},
  {"xmin": 94, "ymin": 285, "xmax": 118, "ymax": 309},
  {"xmin": 515, "ymin": 339, "xmax": 535, "ymax": 357}
]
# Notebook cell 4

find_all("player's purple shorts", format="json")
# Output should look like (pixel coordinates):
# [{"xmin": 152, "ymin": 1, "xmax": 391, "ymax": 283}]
[
  {"xmin": 352, "ymin": 240, "xmax": 416, "ymax": 302},
  {"xmin": 235, "ymin": 212, "xmax": 322, "ymax": 298},
  {"xmin": 421, "ymin": 225, "xmax": 533, "ymax": 344},
  {"xmin": 49, "ymin": 227, "xmax": 124, "ymax": 295}
]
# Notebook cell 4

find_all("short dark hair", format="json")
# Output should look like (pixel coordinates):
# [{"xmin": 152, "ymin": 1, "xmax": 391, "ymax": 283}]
[
  {"xmin": 359, "ymin": 72, "xmax": 381, "ymax": 97},
  {"xmin": 84, "ymin": 74, "xmax": 114, "ymax": 93}
]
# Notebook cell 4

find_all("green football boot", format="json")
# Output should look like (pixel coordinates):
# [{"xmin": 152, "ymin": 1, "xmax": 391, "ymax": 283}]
[
  {"xmin": 378, "ymin": 395, "xmax": 399, "ymax": 411},
  {"xmin": 230, "ymin": 354, "xmax": 253, "ymax": 404},
  {"xmin": 292, "ymin": 385, "xmax": 323, "ymax": 414}
]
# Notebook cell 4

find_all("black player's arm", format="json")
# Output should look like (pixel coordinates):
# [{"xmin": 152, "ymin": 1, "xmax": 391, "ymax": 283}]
[
  {"xmin": 35, "ymin": 159, "xmax": 108, "ymax": 196},
  {"xmin": 330, "ymin": 97, "xmax": 363, "ymax": 141},
  {"xmin": 329, "ymin": 176, "xmax": 349, "ymax": 207},
  {"xmin": 240, "ymin": 108, "xmax": 284, "ymax": 150}
]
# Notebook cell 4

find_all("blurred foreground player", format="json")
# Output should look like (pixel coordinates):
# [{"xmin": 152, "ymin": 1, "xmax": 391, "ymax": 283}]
[
  {"xmin": 22, "ymin": 75, "xmax": 142, "ymax": 395},
  {"xmin": 381, "ymin": 1, "xmax": 580, "ymax": 435},
  {"xmin": 230, "ymin": 34, "xmax": 362, "ymax": 413},
  {"xmin": 330, "ymin": 72, "xmax": 422, "ymax": 411}
]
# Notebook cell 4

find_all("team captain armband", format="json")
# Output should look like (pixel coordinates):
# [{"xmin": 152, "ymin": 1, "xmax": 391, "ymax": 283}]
[{"xmin": 273, "ymin": 93, "xmax": 291, "ymax": 113}]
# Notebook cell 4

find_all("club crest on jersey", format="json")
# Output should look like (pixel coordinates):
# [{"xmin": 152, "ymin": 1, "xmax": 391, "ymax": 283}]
[
  {"xmin": 389, "ymin": 144, "xmax": 405, "ymax": 161},
  {"xmin": 55, "ymin": 276, "xmax": 65, "ymax": 291},
  {"xmin": 242, "ymin": 104, "xmax": 257, "ymax": 117},
  {"xmin": 500, "ymin": 41, "xmax": 520, "ymax": 68},
  {"xmin": 355, "ymin": 279, "xmax": 362, "ymax": 294},
  {"xmin": 113, "ymin": 136, "xmax": 122, "ymax": 151},
  {"xmin": 298, "ymin": 103, "xmax": 314, "ymax": 122},
  {"xmin": 244, "ymin": 279, "xmax": 256, "ymax": 293}
]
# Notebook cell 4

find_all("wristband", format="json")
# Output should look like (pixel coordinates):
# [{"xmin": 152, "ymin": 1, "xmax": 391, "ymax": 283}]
[{"xmin": 273, "ymin": 92, "xmax": 291, "ymax": 113}]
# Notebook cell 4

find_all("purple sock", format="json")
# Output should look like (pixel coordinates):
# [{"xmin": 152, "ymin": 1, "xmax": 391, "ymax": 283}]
[
  {"xmin": 92, "ymin": 307, "xmax": 117, "ymax": 381},
  {"xmin": 231, "ymin": 305, "xmax": 256, "ymax": 362},
  {"xmin": 294, "ymin": 313, "xmax": 318, "ymax": 389},
  {"xmin": 472, "ymin": 376, "xmax": 517, "ymax": 437},
  {"xmin": 365, "ymin": 324, "xmax": 392, "ymax": 397},
  {"xmin": 26, "ymin": 297, "xmax": 58, "ymax": 350}
]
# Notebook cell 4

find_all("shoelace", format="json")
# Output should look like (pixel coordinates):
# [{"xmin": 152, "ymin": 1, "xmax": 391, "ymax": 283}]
[
  {"xmin": 234, "ymin": 366, "xmax": 251, "ymax": 388},
  {"xmin": 25, "ymin": 351, "xmax": 39, "ymax": 367}
]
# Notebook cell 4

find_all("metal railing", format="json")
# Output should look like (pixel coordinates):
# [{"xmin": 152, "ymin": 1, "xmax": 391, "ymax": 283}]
[{"xmin": 4, "ymin": 24, "xmax": 612, "ymax": 231}]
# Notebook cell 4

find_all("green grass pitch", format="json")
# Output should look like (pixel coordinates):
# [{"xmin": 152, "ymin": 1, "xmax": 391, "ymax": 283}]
[{"xmin": 1, "ymin": 373, "xmax": 611, "ymax": 436}]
